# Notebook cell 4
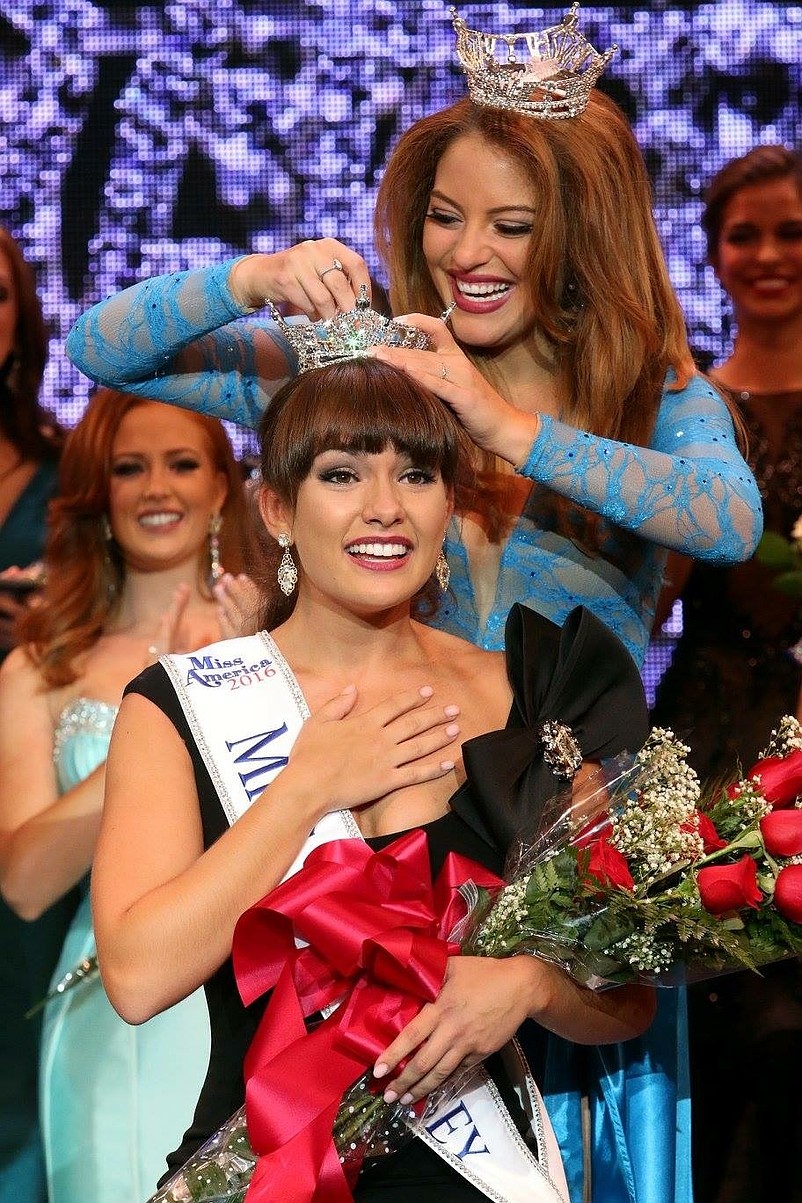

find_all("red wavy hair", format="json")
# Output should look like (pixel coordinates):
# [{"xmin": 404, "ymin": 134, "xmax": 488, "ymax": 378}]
[{"xmin": 20, "ymin": 390, "xmax": 246, "ymax": 687}]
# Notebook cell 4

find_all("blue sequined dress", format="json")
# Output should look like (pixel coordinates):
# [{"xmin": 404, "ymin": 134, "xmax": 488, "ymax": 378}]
[
  {"xmin": 66, "ymin": 263, "xmax": 765, "ymax": 1203},
  {"xmin": 40, "ymin": 699, "xmax": 211, "ymax": 1203}
]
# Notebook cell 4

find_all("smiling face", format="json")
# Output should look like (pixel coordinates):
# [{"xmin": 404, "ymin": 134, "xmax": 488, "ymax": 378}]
[
  {"xmin": 422, "ymin": 131, "xmax": 538, "ymax": 352},
  {"xmin": 262, "ymin": 445, "xmax": 452, "ymax": 620},
  {"xmin": 108, "ymin": 402, "xmax": 228, "ymax": 575},
  {"xmin": 0, "ymin": 247, "xmax": 18, "ymax": 366},
  {"xmin": 714, "ymin": 175, "xmax": 802, "ymax": 328}
]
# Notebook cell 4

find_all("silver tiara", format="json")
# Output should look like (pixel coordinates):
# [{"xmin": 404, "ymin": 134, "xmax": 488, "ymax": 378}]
[
  {"xmin": 451, "ymin": 4, "xmax": 616, "ymax": 120},
  {"xmin": 267, "ymin": 286, "xmax": 432, "ymax": 374}
]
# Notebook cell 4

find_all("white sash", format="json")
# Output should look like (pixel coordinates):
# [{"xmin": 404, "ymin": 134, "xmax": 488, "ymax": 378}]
[{"xmin": 161, "ymin": 634, "xmax": 569, "ymax": 1203}]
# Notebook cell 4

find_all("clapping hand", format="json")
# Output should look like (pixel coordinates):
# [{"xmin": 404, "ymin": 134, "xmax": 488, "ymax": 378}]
[
  {"xmin": 213, "ymin": 572, "xmax": 263, "ymax": 638},
  {"xmin": 145, "ymin": 583, "xmax": 192, "ymax": 664}
]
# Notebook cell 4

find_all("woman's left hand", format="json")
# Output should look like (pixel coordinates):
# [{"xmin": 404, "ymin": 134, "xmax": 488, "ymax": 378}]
[
  {"xmin": 372, "ymin": 955, "xmax": 547, "ymax": 1104},
  {"xmin": 372, "ymin": 314, "xmax": 540, "ymax": 467}
]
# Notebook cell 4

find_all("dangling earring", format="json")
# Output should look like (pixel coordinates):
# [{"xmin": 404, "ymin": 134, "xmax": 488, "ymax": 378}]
[
  {"xmin": 99, "ymin": 514, "xmax": 118, "ymax": 602},
  {"xmin": 435, "ymin": 545, "xmax": 450, "ymax": 592},
  {"xmin": 208, "ymin": 513, "xmax": 224, "ymax": 583},
  {"xmin": 277, "ymin": 532, "xmax": 298, "ymax": 596}
]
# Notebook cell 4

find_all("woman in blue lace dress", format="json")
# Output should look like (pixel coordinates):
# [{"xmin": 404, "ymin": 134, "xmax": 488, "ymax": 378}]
[
  {"xmin": 65, "ymin": 89, "xmax": 762, "ymax": 1203},
  {"xmin": 0, "ymin": 389, "xmax": 247, "ymax": 1203}
]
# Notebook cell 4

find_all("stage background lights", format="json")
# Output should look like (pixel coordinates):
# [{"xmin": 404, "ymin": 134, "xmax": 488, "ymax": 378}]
[{"xmin": 1, "ymin": 1, "xmax": 800, "ymax": 696}]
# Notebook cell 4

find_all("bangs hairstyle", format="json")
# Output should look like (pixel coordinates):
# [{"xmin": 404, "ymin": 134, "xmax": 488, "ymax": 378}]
[
  {"xmin": 256, "ymin": 359, "xmax": 474, "ymax": 630},
  {"xmin": 259, "ymin": 358, "xmax": 473, "ymax": 504}
]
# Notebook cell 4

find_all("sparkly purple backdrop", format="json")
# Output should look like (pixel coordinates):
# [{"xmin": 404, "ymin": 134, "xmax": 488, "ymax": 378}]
[{"xmin": 1, "ymin": 1, "xmax": 800, "ymax": 693}]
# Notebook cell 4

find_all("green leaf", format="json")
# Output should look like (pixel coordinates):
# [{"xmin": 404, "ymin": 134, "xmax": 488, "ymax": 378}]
[
  {"xmin": 582, "ymin": 910, "xmax": 636, "ymax": 952},
  {"xmin": 755, "ymin": 531, "xmax": 797, "ymax": 569},
  {"xmin": 772, "ymin": 571, "xmax": 802, "ymax": 599}
]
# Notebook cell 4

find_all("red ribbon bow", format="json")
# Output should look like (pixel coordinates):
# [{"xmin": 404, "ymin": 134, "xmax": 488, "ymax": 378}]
[{"xmin": 232, "ymin": 829, "xmax": 501, "ymax": 1203}]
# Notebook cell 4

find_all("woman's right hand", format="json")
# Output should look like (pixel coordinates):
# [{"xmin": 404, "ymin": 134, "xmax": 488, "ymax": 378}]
[
  {"xmin": 228, "ymin": 240, "xmax": 372, "ymax": 321},
  {"xmin": 287, "ymin": 683, "xmax": 460, "ymax": 815}
]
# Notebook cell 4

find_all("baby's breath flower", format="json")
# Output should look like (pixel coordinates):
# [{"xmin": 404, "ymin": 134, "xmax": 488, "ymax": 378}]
[
  {"xmin": 729, "ymin": 777, "xmax": 772, "ymax": 823},
  {"xmin": 760, "ymin": 715, "xmax": 802, "ymax": 759},
  {"xmin": 614, "ymin": 932, "xmax": 673, "ymax": 974},
  {"xmin": 610, "ymin": 729, "xmax": 702, "ymax": 884}
]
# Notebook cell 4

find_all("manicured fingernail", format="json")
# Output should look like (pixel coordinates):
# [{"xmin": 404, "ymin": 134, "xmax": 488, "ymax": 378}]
[
  {"xmin": 400, "ymin": 1093, "xmax": 413, "ymax": 1106},
  {"xmin": 419, "ymin": 685, "xmax": 434, "ymax": 698},
  {"xmin": 383, "ymin": 1089, "xmax": 398, "ymax": 1104},
  {"xmin": 440, "ymin": 759, "xmax": 455, "ymax": 772},
  {"xmin": 445, "ymin": 723, "xmax": 459, "ymax": 737},
  {"xmin": 373, "ymin": 1063, "xmax": 388, "ymax": 1079},
  {"xmin": 444, "ymin": 705, "xmax": 460, "ymax": 718}
]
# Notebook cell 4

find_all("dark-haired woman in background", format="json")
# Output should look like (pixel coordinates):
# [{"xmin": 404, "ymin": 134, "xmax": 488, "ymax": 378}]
[
  {"xmin": 653, "ymin": 145, "xmax": 802, "ymax": 1203},
  {"xmin": 0, "ymin": 226, "xmax": 60, "ymax": 655},
  {"xmin": 0, "ymin": 225, "xmax": 66, "ymax": 1203}
]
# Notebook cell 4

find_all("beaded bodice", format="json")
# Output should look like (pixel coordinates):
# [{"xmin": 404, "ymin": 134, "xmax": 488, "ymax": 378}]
[{"xmin": 53, "ymin": 698, "xmax": 118, "ymax": 795}]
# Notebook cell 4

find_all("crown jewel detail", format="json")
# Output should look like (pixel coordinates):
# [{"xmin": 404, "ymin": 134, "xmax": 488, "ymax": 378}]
[
  {"xmin": 267, "ymin": 286, "xmax": 431, "ymax": 374},
  {"xmin": 451, "ymin": 4, "xmax": 616, "ymax": 120}
]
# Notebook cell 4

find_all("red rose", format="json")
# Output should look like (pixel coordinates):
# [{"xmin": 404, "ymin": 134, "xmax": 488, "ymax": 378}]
[
  {"xmin": 774, "ymin": 865, "xmax": 802, "ymax": 924},
  {"xmin": 760, "ymin": 810, "xmax": 802, "ymax": 857},
  {"xmin": 583, "ymin": 838, "xmax": 634, "ymax": 893},
  {"xmin": 747, "ymin": 749, "xmax": 802, "ymax": 808},
  {"xmin": 682, "ymin": 811, "xmax": 727, "ymax": 852},
  {"xmin": 697, "ymin": 855, "xmax": 762, "ymax": 916}
]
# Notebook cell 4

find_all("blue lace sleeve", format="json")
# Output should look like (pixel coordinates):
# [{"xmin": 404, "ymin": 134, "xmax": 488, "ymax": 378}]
[
  {"xmin": 520, "ymin": 375, "xmax": 763, "ymax": 564},
  {"xmin": 65, "ymin": 260, "xmax": 296, "ymax": 429}
]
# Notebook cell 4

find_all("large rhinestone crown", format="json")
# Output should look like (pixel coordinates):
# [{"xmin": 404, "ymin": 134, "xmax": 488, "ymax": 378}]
[
  {"xmin": 267, "ymin": 286, "xmax": 431, "ymax": 374},
  {"xmin": 451, "ymin": 4, "xmax": 616, "ymax": 120}
]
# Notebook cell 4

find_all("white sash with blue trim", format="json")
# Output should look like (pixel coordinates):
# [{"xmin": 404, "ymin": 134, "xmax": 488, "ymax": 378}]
[{"xmin": 161, "ymin": 633, "xmax": 569, "ymax": 1203}]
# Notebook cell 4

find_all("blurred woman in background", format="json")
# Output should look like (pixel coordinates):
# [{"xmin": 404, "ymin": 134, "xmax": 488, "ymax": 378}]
[
  {"xmin": 0, "ymin": 225, "xmax": 65, "ymax": 1203},
  {"xmin": 652, "ymin": 145, "xmax": 802, "ymax": 1203},
  {"xmin": 0, "ymin": 226, "xmax": 60, "ymax": 653},
  {"xmin": 0, "ymin": 389, "xmax": 247, "ymax": 1203}
]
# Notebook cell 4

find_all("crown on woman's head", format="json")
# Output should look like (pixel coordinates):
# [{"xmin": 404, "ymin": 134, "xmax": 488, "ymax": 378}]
[
  {"xmin": 267, "ymin": 286, "xmax": 431, "ymax": 374},
  {"xmin": 451, "ymin": 4, "xmax": 616, "ymax": 120}
]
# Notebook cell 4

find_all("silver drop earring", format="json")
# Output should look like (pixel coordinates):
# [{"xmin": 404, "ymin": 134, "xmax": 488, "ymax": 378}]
[
  {"xmin": 277, "ymin": 532, "xmax": 298, "ymax": 596},
  {"xmin": 100, "ymin": 513, "xmax": 117, "ymax": 602},
  {"xmin": 435, "ymin": 546, "xmax": 451, "ymax": 592},
  {"xmin": 208, "ymin": 513, "xmax": 224, "ymax": 583}
]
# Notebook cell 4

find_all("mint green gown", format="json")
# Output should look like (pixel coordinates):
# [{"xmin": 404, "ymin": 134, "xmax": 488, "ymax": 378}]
[{"xmin": 40, "ymin": 699, "xmax": 211, "ymax": 1203}]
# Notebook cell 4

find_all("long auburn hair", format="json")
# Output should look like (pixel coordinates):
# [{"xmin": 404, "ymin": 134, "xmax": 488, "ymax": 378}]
[
  {"xmin": 257, "ymin": 358, "xmax": 474, "ymax": 629},
  {"xmin": 21, "ymin": 390, "xmax": 246, "ymax": 687},
  {"xmin": 375, "ymin": 93, "xmax": 696, "ymax": 450},
  {"xmin": 0, "ymin": 226, "xmax": 61, "ymax": 459}
]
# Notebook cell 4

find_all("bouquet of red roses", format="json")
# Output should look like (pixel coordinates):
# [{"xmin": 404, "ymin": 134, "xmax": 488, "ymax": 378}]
[
  {"xmin": 460, "ymin": 715, "xmax": 802, "ymax": 985},
  {"xmin": 148, "ymin": 716, "xmax": 802, "ymax": 1203}
]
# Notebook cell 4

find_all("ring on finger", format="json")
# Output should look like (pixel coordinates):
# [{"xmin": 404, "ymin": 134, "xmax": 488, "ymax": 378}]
[
  {"xmin": 318, "ymin": 258, "xmax": 344, "ymax": 281},
  {"xmin": 440, "ymin": 362, "xmax": 449, "ymax": 380}
]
